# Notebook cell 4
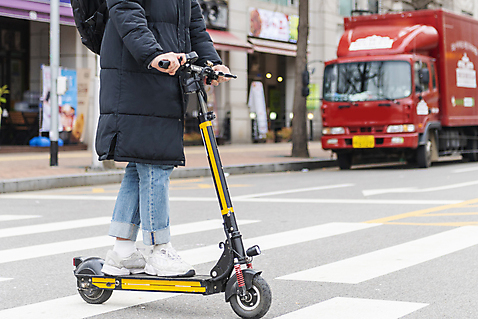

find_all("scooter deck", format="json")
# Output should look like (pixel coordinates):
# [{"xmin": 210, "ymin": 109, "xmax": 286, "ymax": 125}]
[{"xmin": 81, "ymin": 273, "xmax": 223, "ymax": 295}]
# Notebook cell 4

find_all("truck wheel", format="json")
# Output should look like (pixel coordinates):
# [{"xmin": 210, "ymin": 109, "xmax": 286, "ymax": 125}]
[
  {"xmin": 463, "ymin": 132, "xmax": 478, "ymax": 162},
  {"xmin": 229, "ymin": 275, "xmax": 272, "ymax": 319},
  {"xmin": 416, "ymin": 138, "xmax": 432, "ymax": 168},
  {"xmin": 337, "ymin": 153, "xmax": 352, "ymax": 170}
]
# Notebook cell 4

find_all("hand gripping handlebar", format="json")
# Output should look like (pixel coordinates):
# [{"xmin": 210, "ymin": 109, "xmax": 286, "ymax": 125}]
[{"xmin": 158, "ymin": 52, "xmax": 237, "ymax": 85}]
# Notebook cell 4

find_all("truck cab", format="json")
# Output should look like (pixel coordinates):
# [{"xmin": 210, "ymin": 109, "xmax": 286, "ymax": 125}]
[
  {"xmin": 320, "ymin": 10, "xmax": 478, "ymax": 169},
  {"xmin": 321, "ymin": 54, "xmax": 440, "ymax": 169}
]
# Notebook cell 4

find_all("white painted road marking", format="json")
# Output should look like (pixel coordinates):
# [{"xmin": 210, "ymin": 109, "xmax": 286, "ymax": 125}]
[
  {"xmin": 234, "ymin": 183, "xmax": 355, "ymax": 199},
  {"xmin": 362, "ymin": 180, "xmax": 478, "ymax": 196},
  {"xmin": 0, "ymin": 219, "xmax": 259, "ymax": 264},
  {"xmin": 0, "ymin": 218, "xmax": 256, "ymax": 239},
  {"xmin": 0, "ymin": 222, "xmax": 378, "ymax": 318},
  {"xmin": 0, "ymin": 291, "xmax": 176, "ymax": 319},
  {"xmin": 0, "ymin": 214, "xmax": 41, "ymax": 222},
  {"xmin": 0, "ymin": 193, "xmax": 461, "ymax": 205},
  {"xmin": 0, "ymin": 217, "xmax": 112, "ymax": 238},
  {"xmin": 180, "ymin": 222, "xmax": 380, "ymax": 265},
  {"xmin": 278, "ymin": 226, "xmax": 478, "ymax": 284},
  {"xmin": 274, "ymin": 297, "xmax": 428, "ymax": 319}
]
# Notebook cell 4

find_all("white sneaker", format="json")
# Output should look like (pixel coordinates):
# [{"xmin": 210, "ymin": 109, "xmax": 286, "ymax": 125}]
[
  {"xmin": 145, "ymin": 243, "xmax": 195, "ymax": 277},
  {"xmin": 101, "ymin": 250, "xmax": 146, "ymax": 276}
]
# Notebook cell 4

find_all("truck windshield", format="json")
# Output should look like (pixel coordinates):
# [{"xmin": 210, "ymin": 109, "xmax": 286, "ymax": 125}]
[{"xmin": 323, "ymin": 61, "xmax": 412, "ymax": 102}]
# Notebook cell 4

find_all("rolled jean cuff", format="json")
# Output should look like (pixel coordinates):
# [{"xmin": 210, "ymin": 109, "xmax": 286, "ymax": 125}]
[
  {"xmin": 108, "ymin": 220, "xmax": 140, "ymax": 241},
  {"xmin": 142, "ymin": 226, "xmax": 170, "ymax": 246}
]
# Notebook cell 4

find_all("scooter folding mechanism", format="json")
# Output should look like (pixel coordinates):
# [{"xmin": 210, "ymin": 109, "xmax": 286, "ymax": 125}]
[{"xmin": 73, "ymin": 52, "xmax": 272, "ymax": 319}]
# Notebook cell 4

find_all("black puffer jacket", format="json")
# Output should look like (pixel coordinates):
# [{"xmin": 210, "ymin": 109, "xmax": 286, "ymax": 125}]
[{"xmin": 96, "ymin": 0, "xmax": 221, "ymax": 165}]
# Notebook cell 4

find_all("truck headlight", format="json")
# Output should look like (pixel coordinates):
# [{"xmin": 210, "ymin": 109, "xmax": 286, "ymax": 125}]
[
  {"xmin": 322, "ymin": 127, "xmax": 345, "ymax": 135},
  {"xmin": 386, "ymin": 124, "xmax": 415, "ymax": 133}
]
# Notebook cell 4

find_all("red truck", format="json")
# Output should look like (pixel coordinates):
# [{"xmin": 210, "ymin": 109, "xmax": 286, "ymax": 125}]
[{"xmin": 321, "ymin": 9, "xmax": 478, "ymax": 169}]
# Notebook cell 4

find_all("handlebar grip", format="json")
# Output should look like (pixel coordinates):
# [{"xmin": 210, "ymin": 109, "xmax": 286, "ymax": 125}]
[{"xmin": 158, "ymin": 60, "xmax": 170, "ymax": 69}]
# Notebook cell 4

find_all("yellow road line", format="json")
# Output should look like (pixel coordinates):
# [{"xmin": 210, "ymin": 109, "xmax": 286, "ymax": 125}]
[
  {"xmin": 365, "ymin": 198, "xmax": 478, "ymax": 224},
  {"xmin": 419, "ymin": 212, "xmax": 478, "ymax": 217},
  {"xmin": 385, "ymin": 221, "xmax": 478, "ymax": 227}
]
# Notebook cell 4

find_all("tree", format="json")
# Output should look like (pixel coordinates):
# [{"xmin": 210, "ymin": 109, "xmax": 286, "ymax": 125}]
[{"xmin": 291, "ymin": 0, "xmax": 309, "ymax": 158}]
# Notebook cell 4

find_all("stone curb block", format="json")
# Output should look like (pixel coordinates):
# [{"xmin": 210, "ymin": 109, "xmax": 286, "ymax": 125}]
[{"xmin": 0, "ymin": 159, "xmax": 336, "ymax": 194}]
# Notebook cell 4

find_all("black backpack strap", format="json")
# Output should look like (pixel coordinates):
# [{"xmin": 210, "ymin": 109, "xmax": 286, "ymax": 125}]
[{"xmin": 95, "ymin": 2, "xmax": 108, "ymax": 34}]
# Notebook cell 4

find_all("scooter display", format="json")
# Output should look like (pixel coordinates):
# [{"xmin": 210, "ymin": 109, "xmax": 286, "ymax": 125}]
[{"xmin": 73, "ymin": 52, "xmax": 272, "ymax": 319}]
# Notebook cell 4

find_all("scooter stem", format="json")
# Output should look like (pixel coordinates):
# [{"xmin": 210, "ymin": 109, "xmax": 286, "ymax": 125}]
[{"xmin": 196, "ymin": 90, "xmax": 247, "ymax": 263}]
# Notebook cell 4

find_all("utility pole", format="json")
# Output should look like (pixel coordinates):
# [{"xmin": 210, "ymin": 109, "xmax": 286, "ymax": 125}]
[
  {"xmin": 49, "ymin": 0, "xmax": 60, "ymax": 166},
  {"xmin": 91, "ymin": 55, "xmax": 102, "ymax": 169}
]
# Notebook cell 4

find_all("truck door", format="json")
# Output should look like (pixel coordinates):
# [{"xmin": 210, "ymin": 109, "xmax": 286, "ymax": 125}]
[{"xmin": 414, "ymin": 59, "xmax": 439, "ymax": 132}]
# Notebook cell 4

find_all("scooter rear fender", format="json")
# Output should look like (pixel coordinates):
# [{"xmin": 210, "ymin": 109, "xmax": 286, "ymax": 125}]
[{"xmin": 73, "ymin": 257, "xmax": 105, "ymax": 276}]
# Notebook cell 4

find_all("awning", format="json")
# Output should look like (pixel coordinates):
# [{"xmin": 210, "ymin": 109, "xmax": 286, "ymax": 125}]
[
  {"xmin": 0, "ymin": 0, "xmax": 75, "ymax": 26},
  {"xmin": 248, "ymin": 38, "xmax": 297, "ymax": 57},
  {"xmin": 207, "ymin": 29, "xmax": 253, "ymax": 53}
]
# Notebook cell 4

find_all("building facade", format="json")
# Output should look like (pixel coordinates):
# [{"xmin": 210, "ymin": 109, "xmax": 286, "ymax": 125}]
[{"xmin": 0, "ymin": 0, "xmax": 476, "ymax": 147}]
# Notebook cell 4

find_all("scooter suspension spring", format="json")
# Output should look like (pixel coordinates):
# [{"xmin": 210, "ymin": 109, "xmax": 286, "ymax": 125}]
[{"xmin": 234, "ymin": 263, "xmax": 245, "ymax": 288}]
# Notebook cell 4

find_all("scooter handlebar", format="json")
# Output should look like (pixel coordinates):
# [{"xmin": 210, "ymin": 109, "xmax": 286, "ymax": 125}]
[{"xmin": 157, "ymin": 52, "xmax": 237, "ymax": 80}]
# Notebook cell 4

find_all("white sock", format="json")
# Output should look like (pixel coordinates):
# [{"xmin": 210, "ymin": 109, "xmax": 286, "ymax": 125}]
[{"xmin": 113, "ymin": 239, "xmax": 137, "ymax": 258}]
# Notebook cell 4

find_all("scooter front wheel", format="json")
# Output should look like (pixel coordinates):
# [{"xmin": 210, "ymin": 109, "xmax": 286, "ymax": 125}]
[
  {"xmin": 77, "ymin": 268, "xmax": 113, "ymax": 304},
  {"xmin": 229, "ymin": 275, "xmax": 272, "ymax": 319}
]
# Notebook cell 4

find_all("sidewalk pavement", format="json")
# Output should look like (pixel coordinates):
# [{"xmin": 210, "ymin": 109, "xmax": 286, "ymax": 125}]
[{"xmin": 0, "ymin": 142, "xmax": 336, "ymax": 193}]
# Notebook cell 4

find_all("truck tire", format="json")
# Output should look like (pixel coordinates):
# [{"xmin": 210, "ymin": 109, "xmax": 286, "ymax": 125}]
[
  {"xmin": 416, "ymin": 137, "xmax": 432, "ymax": 168},
  {"xmin": 463, "ymin": 131, "xmax": 478, "ymax": 162},
  {"xmin": 337, "ymin": 153, "xmax": 352, "ymax": 170}
]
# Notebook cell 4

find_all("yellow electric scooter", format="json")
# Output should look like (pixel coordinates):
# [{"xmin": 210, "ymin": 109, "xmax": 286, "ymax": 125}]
[{"xmin": 73, "ymin": 52, "xmax": 272, "ymax": 319}]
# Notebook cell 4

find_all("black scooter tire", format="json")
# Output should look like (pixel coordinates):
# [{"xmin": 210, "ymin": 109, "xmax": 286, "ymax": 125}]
[
  {"xmin": 229, "ymin": 275, "xmax": 272, "ymax": 319},
  {"xmin": 77, "ymin": 268, "xmax": 113, "ymax": 304}
]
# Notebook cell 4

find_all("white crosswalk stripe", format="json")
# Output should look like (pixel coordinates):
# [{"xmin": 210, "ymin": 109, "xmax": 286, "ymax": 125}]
[
  {"xmin": 0, "ymin": 193, "xmax": 462, "ymax": 205},
  {"xmin": 0, "ymin": 292, "xmax": 177, "ymax": 319},
  {"xmin": 0, "ymin": 222, "xmax": 377, "ymax": 318},
  {"xmin": 273, "ymin": 297, "xmax": 428, "ymax": 319},
  {"xmin": 0, "ymin": 214, "xmax": 41, "ymax": 221},
  {"xmin": 1, "ymin": 205, "xmax": 471, "ymax": 319},
  {"xmin": 0, "ymin": 217, "xmax": 112, "ymax": 238},
  {"xmin": 179, "ymin": 222, "xmax": 379, "ymax": 265},
  {"xmin": 0, "ymin": 218, "xmax": 256, "ymax": 239},
  {"xmin": 278, "ymin": 226, "xmax": 478, "ymax": 284},
  {"xmin": 0, "ymin": 219, "xmax": 259, "ymax": 264}
]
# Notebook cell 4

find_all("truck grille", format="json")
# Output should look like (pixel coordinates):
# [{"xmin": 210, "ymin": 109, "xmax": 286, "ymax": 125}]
[{"xmin": 349, "ymin": 126, "xmax": 384, "ymax": 133}]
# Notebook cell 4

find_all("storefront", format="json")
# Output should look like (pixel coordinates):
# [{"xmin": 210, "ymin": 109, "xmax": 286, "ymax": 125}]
[
  {"xmin": 0, "ymin": 0, "xmax": 301, "ymax": 146},
  {"xmin": 247, "ymin": 6, "xmax": 298, "ymax": 142},
  {"xmin": 184, "ymin": 1, "xmax": 252, "ymax": 144},
  {"xmin": 0, "ymin": 0, "xmax": 76, "ymax": 145}
]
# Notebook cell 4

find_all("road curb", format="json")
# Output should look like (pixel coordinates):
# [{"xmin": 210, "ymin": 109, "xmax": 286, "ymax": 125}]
[{"xmin": 0, "ymin": 159, "xmax": 336, "ymax": 193}]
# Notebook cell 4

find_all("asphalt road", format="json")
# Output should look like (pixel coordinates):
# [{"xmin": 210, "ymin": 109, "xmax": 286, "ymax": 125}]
[{"xmin": 1, "ymin": 159, "xmax": 478, "ymax": 318}]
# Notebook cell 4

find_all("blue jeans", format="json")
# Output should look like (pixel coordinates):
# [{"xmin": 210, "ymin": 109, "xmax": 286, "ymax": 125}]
[{"xmin": 108, "ymin": 163, "xmax": 174, "ymax": 246}]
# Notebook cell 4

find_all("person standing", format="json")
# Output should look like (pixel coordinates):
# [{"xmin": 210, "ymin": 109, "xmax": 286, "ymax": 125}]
[{"xmin": 96, "ymin": 0, "xmax": 230, "ymax": 277}]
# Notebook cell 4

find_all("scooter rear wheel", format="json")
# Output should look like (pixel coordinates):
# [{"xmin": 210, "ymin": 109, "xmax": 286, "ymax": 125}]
[
  {"xmin": 229, "ymin": 275, "xmax": 271, "ymax": 319},
  {"xmin": 77, "ymin": 269, "xmax": 113, "ymax": 304}
]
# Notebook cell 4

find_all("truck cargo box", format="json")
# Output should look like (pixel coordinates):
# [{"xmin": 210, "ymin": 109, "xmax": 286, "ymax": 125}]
[{"xmin": 341, "ymin": 9, "xmax": 478, "ymax": 127}]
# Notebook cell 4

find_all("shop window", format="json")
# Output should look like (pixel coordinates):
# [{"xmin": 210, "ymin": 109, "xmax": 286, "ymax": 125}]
[
  {"xmin": 342, "ymin": 0, "xmax": 379, "ymax": 16},
  {"xmin": 340, "ymin": 0, "xmax": 354, "ymax": 16},
  {"xmin": 0, "ymin": 17, "xmax": 30, "ymax": 112},
  {"xmin": 0, "ymin": 16, "xmax": 32, "ymax": 145}
]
